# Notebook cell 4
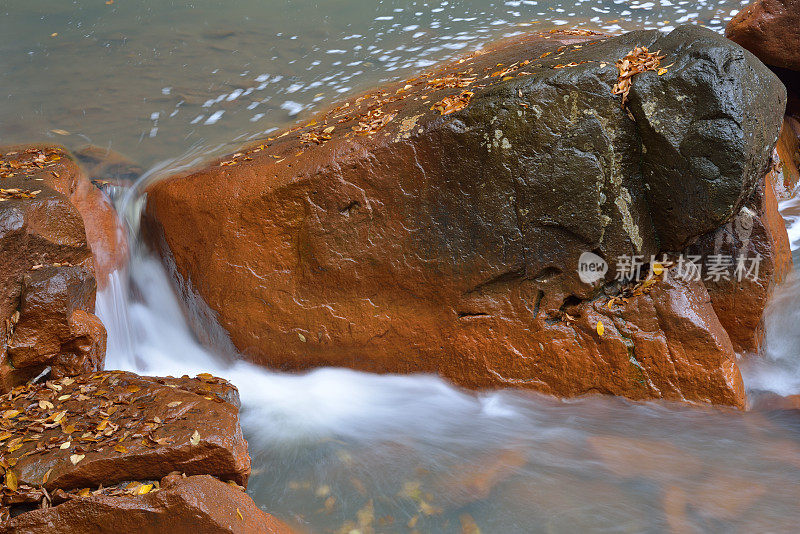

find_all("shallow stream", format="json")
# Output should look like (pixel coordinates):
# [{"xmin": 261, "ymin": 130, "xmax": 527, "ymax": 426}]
[{"xmin": 4, "ymin": 1, "xmax": 800, "ymax": 532}]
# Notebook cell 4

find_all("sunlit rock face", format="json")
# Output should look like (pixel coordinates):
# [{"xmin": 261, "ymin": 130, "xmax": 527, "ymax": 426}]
[{"xmin": 145, "ymin": 25, "xmax": 786, "ymax": 408}]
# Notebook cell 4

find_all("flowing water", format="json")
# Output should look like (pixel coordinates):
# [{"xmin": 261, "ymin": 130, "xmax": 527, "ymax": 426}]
[{"xmin": 5, "ymin": 1, "xmax": 800, "ymax": 532}]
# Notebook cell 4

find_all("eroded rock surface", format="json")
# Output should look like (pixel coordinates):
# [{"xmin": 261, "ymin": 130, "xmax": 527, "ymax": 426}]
[
  {"xmin": 145, "ymin": 26, "xmax": 784, "ymax": 406},
  {"xmin": 0, "ymin": 372, "xmax": 264, "ymax": 529}
]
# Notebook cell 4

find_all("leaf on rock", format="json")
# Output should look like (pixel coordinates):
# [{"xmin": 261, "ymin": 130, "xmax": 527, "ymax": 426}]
[
  {"xmin": 190, "ymin": 430, "xmax": 201, "ymax": 446},
  {"xmin": 70, "ymin": 454, "xmax": 85, "ymax": 465},
  {"xmin": 596, "ymin": 321, "xmax": 605, "ymax": 337}
]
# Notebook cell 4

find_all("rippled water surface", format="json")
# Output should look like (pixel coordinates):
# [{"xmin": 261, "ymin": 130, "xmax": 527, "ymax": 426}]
[
  {"xmin": 6, "ymin": 1, "xmax": 800, "ymax": 533},
  {"xmin": 3, "ymin": 0, "xmax": 751, "ymax": 167}
]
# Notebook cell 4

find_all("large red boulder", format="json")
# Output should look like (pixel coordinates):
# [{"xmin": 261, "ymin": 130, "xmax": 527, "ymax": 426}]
[{"xmin": 144, "ymin": 26, "xmax": 784, "ymax": 407}]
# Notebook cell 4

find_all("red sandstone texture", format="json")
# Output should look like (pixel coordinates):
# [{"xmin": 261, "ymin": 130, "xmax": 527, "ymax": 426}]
[
  {"xmin": 144, "ymin": 27, "xmax": 788, "ymax": 408},
  {"xmin": 726, "ymin": 0, "xmax": 800, "ymax": 71}
]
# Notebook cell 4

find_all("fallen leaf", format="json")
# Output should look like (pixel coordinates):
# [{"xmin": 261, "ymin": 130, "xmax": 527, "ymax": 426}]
[
  {"xmin": 70, "ymin": 454, "xmax": 85, "ymax": 465},
  {"xmin": 137, "ymin": 483, "xmax": 153, "ymax": 495},
  {"xmin": 60, "ymin": 441, "xmax": 71, "ymax": 450},
  {"xmin": 5, "ymin": 470, "xmax": 17, "ymax": 492},
  {"xmin": 236, "ymin": 507, "xmax": 243, "ymax": 520},
  {"xmin": 596, "ymin": 321, "xmax": 605, "ymax": 337},
  {"xmin": 190, "ymin": 430, "xmax": 201, "ymax": 446},
  {"xmin": 167, "ymin": 401, "xmax": 182, "ymax": 408}
]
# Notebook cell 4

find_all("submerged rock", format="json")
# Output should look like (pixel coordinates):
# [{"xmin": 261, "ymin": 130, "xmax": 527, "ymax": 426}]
[
  {"xmin": 0, "ymin": 474, "xmax": 293, "ymax": 534},
  {"xmin": 0, "ymin": 372, "xmax": 267, "ymax": 529},
  {"xmin": 144, "ymin": 26, "xmax": 785, "ymax": 407}
]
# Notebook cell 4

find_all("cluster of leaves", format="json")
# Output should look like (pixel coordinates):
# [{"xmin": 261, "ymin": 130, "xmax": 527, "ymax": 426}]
[
  {"xmin": 611, "ymin": 46, "xmax": 667, "ymax": 108},
  {"xmin": 431, "ymin": 91, "xmax": 475, "ymax": 116},
  {"xmin": 0, "ymin": 188, "xmax": 41, "ymax": 201},
  {"xmin": 0, "ymin": 148, "xmax": 63, "ymax": 179}
]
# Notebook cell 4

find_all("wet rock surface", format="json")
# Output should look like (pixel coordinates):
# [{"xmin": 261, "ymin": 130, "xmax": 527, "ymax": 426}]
[
  {"xmin": 0, "ymin": 473, "xmax": 293, "ymax": 534},
  {"xmin": 0, "ymin": 371, "xmax": 269, "ymax": 530},
  {"xmin": 727, "ymin": 0, "xmax": 800, "ymax": 117},
  {"xmin": 0, "ymin": 147, "xmax": 106, "ymax": 390},
  {"xmin": 688, "ymin": 171, "xmax": 793, "ymax": 353},
  {"xmin": 726, "ymin": 0, "xmax": 800, "ymax": 71},
  {"xmin": 145, "ymin": 26, "xmax": 784, "ymax": 406}
]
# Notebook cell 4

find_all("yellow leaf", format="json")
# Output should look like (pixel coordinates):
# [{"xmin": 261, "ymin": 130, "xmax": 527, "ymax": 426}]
[
  {"xmin": 60, "ymin": 441, "xmax": 71, "ymax": 450},
  {"xmin": 652, "ymin": 262, "xmax": 664, "ymax": 275},
  {"xmin": 236, "ymin": 507, "xmax": 243, "ymax": 520},
  {"xmin": 78, "ymin": 488, "xmax": 91, "ymax": 497},
  {"xmin": 657, "ymin": 68, "xmax": 668, "ymax": 76},
  {"xmin": 298, "ymin": 333, "xmax": 307, "ymax": 342},
  {"xmin": 114, "ymin": 444, "xmax": 128, "ymax": 454},
  {"xmin": 2, "ymin": 410, "xmax": 21, "ymax": 419},
  {"xmin": 70, "ymin": 454, "xmax": 85, "ymax": 465},
  {"xmin": 596, "ymin": 321, "xmax": 605, "ymax": 337},
  {"xmin": 167, "ymin": 401, "xmax": 182, "ymax": 408},
  {"xmin": 5, "ymin": 470, "xmax": 17, "ymax": 491},
  {"xmin": 42, "ymin": 468, "xmax": 53, "ymax": 484},
  {"xmin": 190, "ymin": 430, "xmax": 201, "ymax": 446},
  {"xmin": 196, "ymin": 373, "xmax": 214, "ymax": 381},
  {"xmin": 137, "ymin": 483, "xmax": 153, "ymax": 495}
]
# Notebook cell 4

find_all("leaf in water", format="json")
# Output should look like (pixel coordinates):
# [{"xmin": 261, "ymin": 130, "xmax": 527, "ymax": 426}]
[
  {"xmin": 70, "ymin": 454, "xmax": 85, "ymax": 465},
  {"xmin": 190, "ymin": 430, "xmax": 201, "ymax": 446},
  {"xmin": 596, "ymin": 321, "xmax": 605, "ymax": 337},
  {"xmin": 298, "ymin": 333, "xmax": 307, "ymax": 343}
]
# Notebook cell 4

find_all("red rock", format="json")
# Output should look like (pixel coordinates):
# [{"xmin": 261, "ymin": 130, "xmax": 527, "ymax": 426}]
[
  {"xmin": 1, "ymin": 148, "xmax": 107, "ymax": 390},
  {"xmin": 586, "ymin": 435, "xmax": 703, "ymax": 480},
  {"xmin": 0, "ymin": 371, "xmax": 250, "ymax": 493},
  {"xmin": 0, "ymin": 474, "xmax": 294, "ymax": 534},
  {"xmin": 2, "ymin": 145, "xmax": 128, "ymax": 289},
  {"xmin": 688, "ymin": 170, "xmax": 793, "ymax": 353},
  {"xmin": 777, "ymin": 116, "xmax": 800, "ymax": 193},
  {"xmin": 144, "ymin": 27, "xmax": 776, "ymax": 407},
  {"xmin": 429, "ymin": 448, "xmax": 527, "ymax": 508},
  {"xmin": 726, "ymin": 0, "xmax": 800, "ymax": 71}
]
